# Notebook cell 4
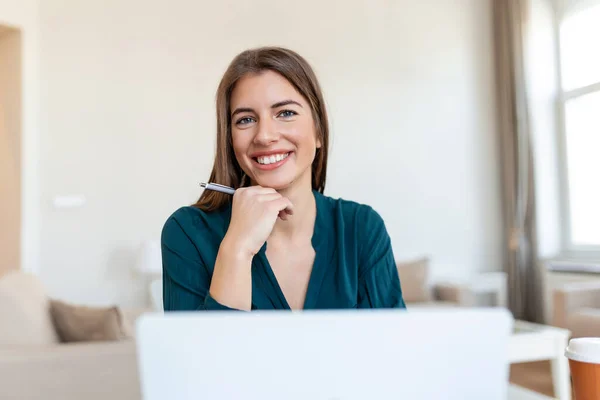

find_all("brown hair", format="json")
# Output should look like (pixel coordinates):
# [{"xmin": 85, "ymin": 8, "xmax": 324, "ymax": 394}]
[{"xmin": 194, "ymin": 46, "xmax": 329, "ymax": 211}]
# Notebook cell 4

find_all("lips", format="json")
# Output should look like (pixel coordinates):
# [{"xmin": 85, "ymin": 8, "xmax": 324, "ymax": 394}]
[
  {"xmin": 250, "ymin": 151, "xmax": 293, "ymax": 171},
  {"xmin": 255, "ymin": 152, "xmax": 290, "ymax": 165}
]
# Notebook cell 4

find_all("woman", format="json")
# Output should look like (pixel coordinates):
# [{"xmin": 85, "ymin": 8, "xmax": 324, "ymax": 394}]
[{"xmin": 161, "ymin": 46, "xmax": 405, "ymax": 311}]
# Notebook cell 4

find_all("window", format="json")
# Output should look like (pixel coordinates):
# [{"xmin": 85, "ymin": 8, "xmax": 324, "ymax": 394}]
[{"xmin": 558, "ymin": 2, "xmax": 600, "ymax": 252}]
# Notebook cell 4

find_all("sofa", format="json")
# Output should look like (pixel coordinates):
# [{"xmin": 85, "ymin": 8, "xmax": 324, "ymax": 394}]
[
  {"xmin": 0, "ymin": 271, "xmax": 148, "ymax": 400},
  {"xmin": 396, "ymin": 257, "xmax": 507, "ymax": 308},
  {"xmin": 553, "ymin": 281, "xmax": 600, "ymax": 338}
]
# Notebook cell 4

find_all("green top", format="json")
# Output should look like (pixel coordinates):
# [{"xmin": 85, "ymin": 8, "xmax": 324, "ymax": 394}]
[{"xmin": 161, "ymin": 190, "xmax": 406, "ymax": 311}]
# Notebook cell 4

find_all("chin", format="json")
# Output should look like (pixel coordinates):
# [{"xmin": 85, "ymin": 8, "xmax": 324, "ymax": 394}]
[
  {"xmin": 255, "ymin": 173, "xmax": 295, "ymax": 190},
  {"xmin": 254, "ymin": 176, "xmax": 294, "ymax": 191}
]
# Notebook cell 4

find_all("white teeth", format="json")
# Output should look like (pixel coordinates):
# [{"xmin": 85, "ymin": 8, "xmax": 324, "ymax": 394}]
[{"xmin": 256, "ymin": 152, "xmax": 289, "ymax": 165}]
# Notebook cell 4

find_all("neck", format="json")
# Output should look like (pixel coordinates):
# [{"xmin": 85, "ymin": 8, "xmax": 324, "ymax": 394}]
[{"xmin": 270, "ymin": 180, "xmax": 316, "ymax": 242}]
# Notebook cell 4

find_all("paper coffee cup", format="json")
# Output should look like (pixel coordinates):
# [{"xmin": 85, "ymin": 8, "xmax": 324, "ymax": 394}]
[{"xmin": 565, "ymin": 338, "xmax": 600, "ymax": 400}]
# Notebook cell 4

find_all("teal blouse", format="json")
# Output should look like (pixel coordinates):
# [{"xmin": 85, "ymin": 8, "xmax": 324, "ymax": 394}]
[{"xmin": 161, "ymin": 190, "xmax": 405, "ymax": 311}]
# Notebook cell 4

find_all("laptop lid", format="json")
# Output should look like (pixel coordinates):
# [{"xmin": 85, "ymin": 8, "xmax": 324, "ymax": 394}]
[{"xmin": 136, "ymin": 308, "xmax": 512, "ymax": 400}]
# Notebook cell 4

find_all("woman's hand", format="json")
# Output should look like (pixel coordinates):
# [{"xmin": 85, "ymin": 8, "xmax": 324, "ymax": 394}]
[
  {"xmin": 210, "ymin": 186, "xmax": 293, "ymax": 310},
  {"xmin": 223, "ymin": 186, "xmax": 294, "ymax": 258}
]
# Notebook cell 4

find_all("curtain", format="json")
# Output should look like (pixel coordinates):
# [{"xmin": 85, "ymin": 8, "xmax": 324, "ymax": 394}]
[{"xmin": 493, "ymin": 0, "xmax": 545, "ymax": 323}]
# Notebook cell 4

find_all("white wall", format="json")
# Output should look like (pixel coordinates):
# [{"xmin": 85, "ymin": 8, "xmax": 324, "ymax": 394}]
[
  {"xmin": 38, "ymin": 0, "xmax": 502, "ymax": 306},
  {"xmin": 0, "ymin": 28, "xmax": 21, "ymax": 275},
  {"xmin": 0, "ymin": 0, "xmax": 40, "ymax": 276}
]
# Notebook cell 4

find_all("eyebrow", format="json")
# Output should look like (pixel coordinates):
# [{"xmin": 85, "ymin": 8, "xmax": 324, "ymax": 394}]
[
  {"xmin": 272, "ymin": 99, "xmax": 303, "ymax": 109},
  {"xmin": 231, "ymin": 99, "xmax": 303, "ymax": 118}
]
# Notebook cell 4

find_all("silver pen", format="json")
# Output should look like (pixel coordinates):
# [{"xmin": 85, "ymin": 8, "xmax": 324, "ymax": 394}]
[{"xmin": 199, "ymin": 182, "xmax": 236, "ymax": 195}]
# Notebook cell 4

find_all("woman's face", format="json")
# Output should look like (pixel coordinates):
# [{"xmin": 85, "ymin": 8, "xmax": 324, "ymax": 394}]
[{"xmin": 230, "ymin": 70, "xmax": 320, "ymax": 191}]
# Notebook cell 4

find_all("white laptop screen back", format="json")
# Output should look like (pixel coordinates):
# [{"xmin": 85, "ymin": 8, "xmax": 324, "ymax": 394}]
[{"xmin": 136, "ymin": 309, "xmax": 512, "ymax": 400}]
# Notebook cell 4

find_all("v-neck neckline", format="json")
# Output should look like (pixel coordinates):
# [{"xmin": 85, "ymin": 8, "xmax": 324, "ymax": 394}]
[{"xmin": 255, "ymin": 190, "xmax": 329, "ymax": 310}]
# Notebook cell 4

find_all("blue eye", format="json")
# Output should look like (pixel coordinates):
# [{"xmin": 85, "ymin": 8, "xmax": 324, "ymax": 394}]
[
  {"xmin": 236, "ymin": 117, "xmax": 255, "ymax": 125},
  {"xmin": 278, "ymin": 110, "xmax": 297, "ymax": 118}
]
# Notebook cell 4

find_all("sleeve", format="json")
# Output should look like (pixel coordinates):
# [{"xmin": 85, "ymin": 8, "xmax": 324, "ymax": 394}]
[
  {"xmin": 161, "ymin": 211, "xmax": 238, "ymax": 311},
  {"xmin": 356, "ymin": 207, "xmax": 406, "ymax": 309}
]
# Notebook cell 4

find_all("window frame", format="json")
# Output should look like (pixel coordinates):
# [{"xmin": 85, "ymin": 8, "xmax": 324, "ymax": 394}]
[{"xmin": 555, "ymin": 3, "xmax": 600, "ymax": 259}]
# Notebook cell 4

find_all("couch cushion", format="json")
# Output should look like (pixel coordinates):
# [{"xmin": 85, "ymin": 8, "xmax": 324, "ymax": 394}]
[
  {"xmin": 396, "ymin": 257, "xmax": 433, "ymax": 303},
  {"xmin": 0, "ymin": 271, "xmax": 59, "ymax": 346},
  {"xmin": 50, "ymin": 300, "xmax": 133, "ymax": 343},
  {"xmin": 0, "ymin": 341, "xmax": 142, "ymax": 400}
]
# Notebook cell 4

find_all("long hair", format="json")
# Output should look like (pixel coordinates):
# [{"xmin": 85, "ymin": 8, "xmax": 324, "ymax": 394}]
[{"xmin": 194, "ymin": 47, "xmax": 329, "ymax": 211}]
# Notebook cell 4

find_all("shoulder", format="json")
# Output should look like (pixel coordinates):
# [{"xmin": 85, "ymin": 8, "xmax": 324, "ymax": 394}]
[
  {"xmin": 162, "ymin": 206, "xmax": 205, "ymax": 232},
  {"xmin": 316, "ymin": 191, "xmax": 386, "ymax": 231},
  {"xmin": 316, "ymin": 191, "xmax": 390, "ymax": 256},
  {"xmin": 161, "ymin": 205, "xmax": 231, "ymax": 245}
]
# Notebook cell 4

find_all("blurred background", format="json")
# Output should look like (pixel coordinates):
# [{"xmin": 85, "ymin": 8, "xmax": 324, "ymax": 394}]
[
  {"xmin": 1, "ymin": 0, "xmax": 506, "ymax": 305},
  {"xmin": 1, "ymin": 0, "xmax": 600, "ymax": 397}
]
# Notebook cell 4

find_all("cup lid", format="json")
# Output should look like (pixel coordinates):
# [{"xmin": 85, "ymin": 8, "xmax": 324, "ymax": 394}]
[{"xmin": 565, "ymin": 337, "xmax": 600, "ymax": 364}]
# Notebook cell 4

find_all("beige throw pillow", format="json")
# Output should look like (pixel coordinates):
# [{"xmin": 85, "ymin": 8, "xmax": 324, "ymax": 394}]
[
  {"xmin": 0, "ymin": 271, "xmax": 59, "ymax": 346},
  {"xmin": 49, "ymin": 300, "xmax": 132, "ymax": 343},
  {"xmin": 396, "ymin": 257, "xmax": 433, "ymax": 303}
]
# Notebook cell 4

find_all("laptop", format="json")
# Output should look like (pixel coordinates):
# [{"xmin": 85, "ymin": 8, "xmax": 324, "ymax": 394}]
[{"xmin": 136, "ymin": 308, "xmax": 513, "ymax": 400}]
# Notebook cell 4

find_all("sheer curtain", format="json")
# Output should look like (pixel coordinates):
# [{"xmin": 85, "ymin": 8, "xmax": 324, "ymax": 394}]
[{"xmin": 493, "ymin": 0, "xmax": 545, "ymax": 322}]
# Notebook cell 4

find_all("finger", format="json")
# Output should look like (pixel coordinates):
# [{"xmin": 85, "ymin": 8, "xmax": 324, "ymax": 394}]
[
  {"xmin": 245, "ymin": 185, "xmax": 278, "ymax": 195},
  {"xmin": 270, "ymin": 197, "xmax": 294, "ymax": 215},
  {"xmin": 234, "ymin": 187, "xmax": 276, "ymax": 203},
  {"xmin": 257, "ymin": 192, "xmax": 283, "ymax": 203},
  {"xmin": 278, "ymin": 210, "xmax": 288, "ymax": 220},
  {"xmin": 284, "ymin": 199, "xmax": 294, "ymax": 215},
  {"xmin": 234, "ymin": 187, "xmax": 265, "ymax": 199},
  {"xmin": 284, "ymin": 198, "xmax": 294, "ymax": 214}
]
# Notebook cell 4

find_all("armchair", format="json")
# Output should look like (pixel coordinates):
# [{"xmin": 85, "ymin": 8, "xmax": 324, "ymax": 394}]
[{"xmin": 553, "ymin": 281, "xmax": 600, "ymax": 338}]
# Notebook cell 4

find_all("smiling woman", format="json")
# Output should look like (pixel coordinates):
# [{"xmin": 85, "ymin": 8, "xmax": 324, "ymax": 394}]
[
  {"xmin": 198, "ymin": 47, "xmax": 329, "ymax": 210},
  {"xmin": 161, "ymin": 47, "xmax": 405, "ymax": 312}
]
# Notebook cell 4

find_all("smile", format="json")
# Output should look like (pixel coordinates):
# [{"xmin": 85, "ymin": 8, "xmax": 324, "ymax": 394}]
[
  {"xmin": 251, "ymin": 151, "xmax": 292, "ymax": 170},
  {"xmin": 255, "ymin": 152, "xmax": 290, "ymax": 165}
]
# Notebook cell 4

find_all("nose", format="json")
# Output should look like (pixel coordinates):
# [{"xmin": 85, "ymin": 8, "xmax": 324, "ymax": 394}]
[{"xmin": 253, "ymin": 117, "xmax": 279, "ymax": 146}]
